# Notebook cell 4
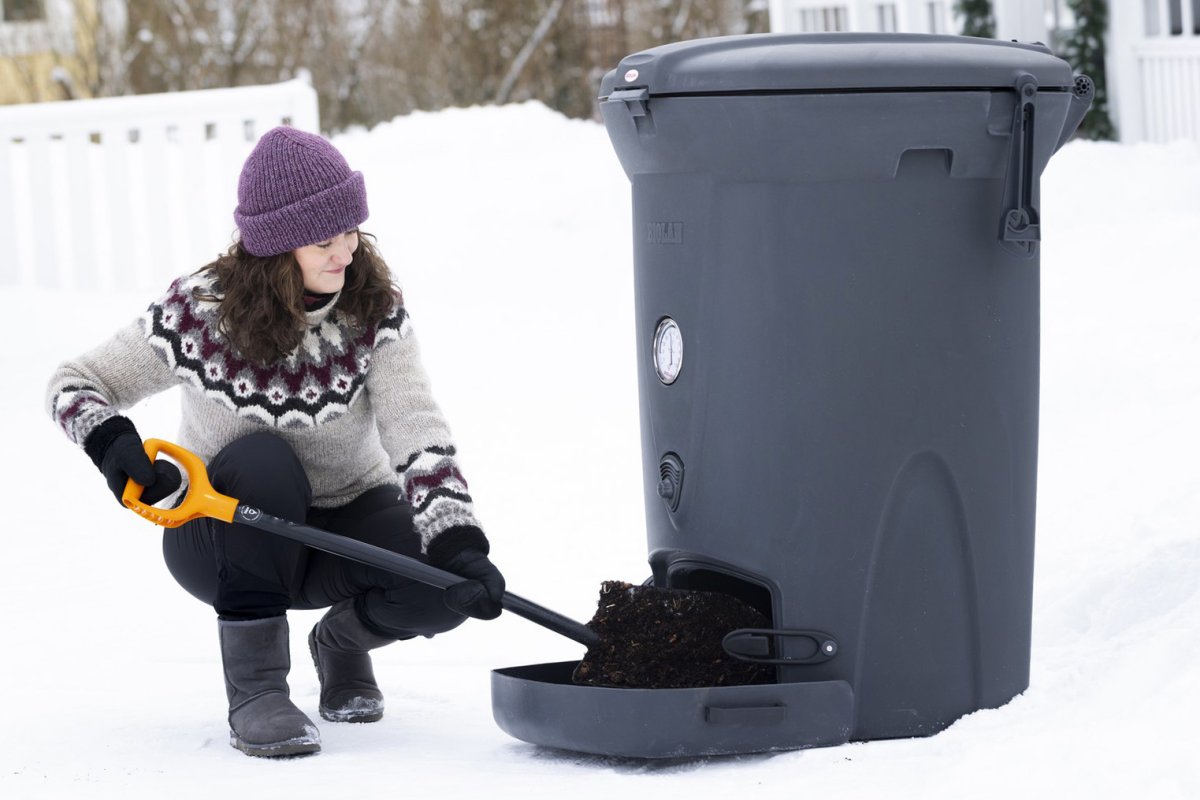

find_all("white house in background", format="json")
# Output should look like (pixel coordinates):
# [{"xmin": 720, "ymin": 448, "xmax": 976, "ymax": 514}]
[
  {"xmin": 1109, "ymin": 1, "xmax": 1200, "ymax": 142},
  {"xmin": 767, "ymin": 0, "xmax": 1200, "ymax": 142},
  {"xmin": 766, "ymin": 0, "xmax": 1046, "ymax": 38}
]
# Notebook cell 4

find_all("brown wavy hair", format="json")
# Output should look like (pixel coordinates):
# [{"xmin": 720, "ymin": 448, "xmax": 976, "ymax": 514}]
[{"xmin": 193, "ymin": 230, "xmax": 399, "ymax": 365}]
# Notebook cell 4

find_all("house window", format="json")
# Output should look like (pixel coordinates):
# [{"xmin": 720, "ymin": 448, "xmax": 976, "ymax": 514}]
[
  {"xmin": 927, "ymin": 1, "xmax": 946, "ymax": 34},
  {"xmin": 1145, "ymin": 0, "xmax": 1200, "ymax": 35},
  {"xmin": 1, "ymin": 0, "xmax": 46, "ymax": 22},
  {"xmin": 1167, "ymin": 0, "xmax": 1182, "ymax": 35},
  {"xmin": 796, "ymin": 5, "xmax": 849, "ymax": 32},
  {"xmin": 1144, "ymin": 0, "xmax": 1161, "ymax": 35},
  {"xmin": 877, "ymin": 3, "xmax": 898, "ymax": 32}
]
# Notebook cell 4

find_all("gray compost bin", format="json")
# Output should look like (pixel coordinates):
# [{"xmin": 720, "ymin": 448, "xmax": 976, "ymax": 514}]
[{"xmin": 492, "ymin": 33, "xmax": 1092, "ymax": 759}]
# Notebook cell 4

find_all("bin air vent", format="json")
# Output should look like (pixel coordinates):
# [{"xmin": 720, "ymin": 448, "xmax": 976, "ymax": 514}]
[{"xmin": 657, "ymin": 452, "xmax": 684, "ymax": 512}]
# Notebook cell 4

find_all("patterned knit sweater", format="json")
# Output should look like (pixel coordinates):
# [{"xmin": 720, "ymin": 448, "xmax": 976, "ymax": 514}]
[{"xmin": 45, "ymin": 271, "xmax": 486, "ymax": 560}]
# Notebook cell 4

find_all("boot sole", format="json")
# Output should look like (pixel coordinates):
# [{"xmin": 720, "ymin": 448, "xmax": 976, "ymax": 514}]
[
  {"xmin": 309, "ymin": 627, "xmax": 384, "ymax": 724},
  {"xmin": 318, "ymin": 705, "xmax": 384, "ymax": 724},
  {"xmin": 230, "ymin": 732, "xmax": 321, "ymax": 758}
]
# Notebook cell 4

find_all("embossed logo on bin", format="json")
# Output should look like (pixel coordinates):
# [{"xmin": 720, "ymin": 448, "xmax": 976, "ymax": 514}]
[{"xmin": 647, "ymin": 221, "xmax": 683, "ymax": 245}]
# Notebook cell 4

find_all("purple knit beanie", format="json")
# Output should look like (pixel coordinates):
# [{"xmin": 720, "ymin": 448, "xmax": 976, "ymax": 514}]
[{"xmin": 234, "ymin": 127, "xmax": 368, "ymax": 257}]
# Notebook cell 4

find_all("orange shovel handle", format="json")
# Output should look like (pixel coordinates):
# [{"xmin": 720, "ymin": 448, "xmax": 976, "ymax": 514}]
[{"xmin": 122, "ymin": 439, "xmax": 238, "ymax": 528}]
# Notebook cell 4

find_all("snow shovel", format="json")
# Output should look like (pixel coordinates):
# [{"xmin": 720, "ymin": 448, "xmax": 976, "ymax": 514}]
[
  {"xmin": 122, "ymin": 439, "xmax": 599, "ymax": 649},
  {"xmin": 125, "ymin": 440, "xmax": 788, "ymax": 688}
]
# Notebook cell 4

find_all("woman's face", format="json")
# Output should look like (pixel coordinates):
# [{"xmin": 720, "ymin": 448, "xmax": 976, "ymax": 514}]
[{"xmin": 294, "ymin": 230, "xmax": 359, "ymax": 294}]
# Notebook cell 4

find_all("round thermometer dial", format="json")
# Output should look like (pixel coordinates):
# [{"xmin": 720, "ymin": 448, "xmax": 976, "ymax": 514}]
[{"xmin": 653, "ymin": 318, "xmax": 683, "ymax": 385}]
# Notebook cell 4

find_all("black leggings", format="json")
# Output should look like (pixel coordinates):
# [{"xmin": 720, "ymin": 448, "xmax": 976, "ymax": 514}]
[{"xmin": 162, "ymin": 431, "xmax": 465, "ymax": 639}]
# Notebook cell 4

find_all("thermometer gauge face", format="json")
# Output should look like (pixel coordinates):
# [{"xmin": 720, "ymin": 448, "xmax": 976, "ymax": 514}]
[{"xmin": 653, "ymin": 318, "xmax": 683, "ymax": 385}]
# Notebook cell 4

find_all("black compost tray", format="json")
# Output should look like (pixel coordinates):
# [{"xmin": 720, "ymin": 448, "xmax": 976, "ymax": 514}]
[{"xmin": 491, "ymin": 661, "xmax": 855, "ymax": 759}]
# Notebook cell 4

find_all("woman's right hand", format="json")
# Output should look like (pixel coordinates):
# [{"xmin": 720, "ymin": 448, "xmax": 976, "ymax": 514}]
[
  {"xmin": 86, "ymin": 416, "xmax": 182, "ymax": 506},
  {"xmin": 439, "ymin": 549, "xmax": 506, "ymax": 620}
]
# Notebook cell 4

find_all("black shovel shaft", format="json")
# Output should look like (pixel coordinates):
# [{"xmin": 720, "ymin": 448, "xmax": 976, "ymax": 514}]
[{"xmin": 232, "ymin": 505, "xmax": 600, "ymax": 649}]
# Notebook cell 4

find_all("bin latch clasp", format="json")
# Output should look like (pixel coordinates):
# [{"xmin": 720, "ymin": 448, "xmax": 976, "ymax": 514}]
[
  {"xmin": 999, "ymin": 73, "xmax": 1041, "ymax": 257},
  {"xmin": 723, "ymin": 628, "xmax": 839, "ymax": 666},
  {"xmin": 608, "ymin": 86, "xmax": 650, "ymax": 118}
]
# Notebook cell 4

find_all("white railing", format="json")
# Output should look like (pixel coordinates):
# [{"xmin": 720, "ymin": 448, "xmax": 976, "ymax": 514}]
[
  {"xmin": 1109, "ymin": 0, "xmax": 1200, "ymax": 142},
  {"xmin": 1135, "ymin": 39, "xmax": 1200, "ymax": 142},
  {"xmin": 0, "ymin": 78, "xmax": 319, "ymax": 292},
  {"xmin": 767, "ymin": 0, "xmax": 959, "ymax": 35}
]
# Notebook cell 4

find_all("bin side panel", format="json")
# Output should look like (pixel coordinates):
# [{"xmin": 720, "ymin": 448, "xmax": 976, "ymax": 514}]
[{"xmin": 854, "ymin": 450, "xmax": 982, "ymax": 739}]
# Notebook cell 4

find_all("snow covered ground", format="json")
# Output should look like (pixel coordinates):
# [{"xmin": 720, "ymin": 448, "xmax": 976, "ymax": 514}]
[{"xmin": 1, "ymin": 103, "xmax": 1196, "ymax": 799}]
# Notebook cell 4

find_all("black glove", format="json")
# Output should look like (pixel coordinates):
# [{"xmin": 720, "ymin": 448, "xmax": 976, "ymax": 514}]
[
  {"xmin": 84, "ymin": 416, "xmax": 182, "ymax": 507},
  {"xmin": 438, "ymin": 548, "xmax": 506, "ymax": 621}
]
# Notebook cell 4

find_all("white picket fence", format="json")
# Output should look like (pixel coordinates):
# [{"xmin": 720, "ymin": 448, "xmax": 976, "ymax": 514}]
[
  {"xmin": 0, "ymin": 78, "xmax": 319, "ymax": 293},
  {"xmin": 1109, "ymin": 1, "xmax": 1200, "ymax": 143},
  {"xmin": 1135, "ymin": 40, "xmax": 1200, "ymax": 143}
]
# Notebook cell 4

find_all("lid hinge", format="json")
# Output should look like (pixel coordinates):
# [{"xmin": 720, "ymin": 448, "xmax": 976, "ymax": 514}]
[{"xmin": 999, "ymin": 73, "xmax": 1041, "ymax": 257}]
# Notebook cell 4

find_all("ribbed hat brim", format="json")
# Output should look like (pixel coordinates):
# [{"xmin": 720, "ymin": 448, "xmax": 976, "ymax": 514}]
[{"xmin": 235, "ymin": 171, "xmax": 368, "ymax": 257}]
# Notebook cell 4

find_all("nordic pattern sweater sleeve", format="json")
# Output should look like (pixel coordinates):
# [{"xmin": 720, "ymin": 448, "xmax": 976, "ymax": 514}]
[
  {"xmin": 367, "ymin": 305, "xmax": 488, "ymax": 559},
  {"xmin": 45, "ymin": 316, "xmax": 178, "ymax": 447}
]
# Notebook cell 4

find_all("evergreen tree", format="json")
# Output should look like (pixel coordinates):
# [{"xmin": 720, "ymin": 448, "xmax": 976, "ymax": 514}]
[
  {"xmin": 1061, "ymin": 0, "xmax": 1116, "ymax": 140},
  {"xmin": 955, "ymin": 0, "xmax": 995, "ymax": 38}
]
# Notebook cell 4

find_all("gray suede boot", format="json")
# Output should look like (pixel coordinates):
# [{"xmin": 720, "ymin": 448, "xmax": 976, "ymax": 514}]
[
  {"xmin": 219, "ymin": 616, "xmax": 321, "ymax": 757},
  {"xmin": 308, "ymin": 599, "xmax": 395, "ymax": 723}
]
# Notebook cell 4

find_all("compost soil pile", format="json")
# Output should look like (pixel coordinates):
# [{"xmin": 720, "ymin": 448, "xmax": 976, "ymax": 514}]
[{"xmin": 572, "ymin": 581, "xmax": 775, "ymax": 689}]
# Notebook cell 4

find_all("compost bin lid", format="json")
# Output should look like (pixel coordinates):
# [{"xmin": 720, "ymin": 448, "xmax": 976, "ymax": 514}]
[{"xmin": 598, "ymin": 33, "xmax": 1074, "ymax": 98}]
